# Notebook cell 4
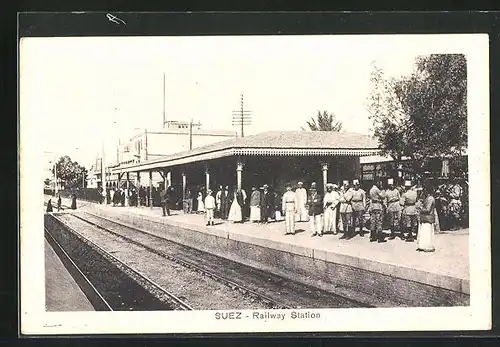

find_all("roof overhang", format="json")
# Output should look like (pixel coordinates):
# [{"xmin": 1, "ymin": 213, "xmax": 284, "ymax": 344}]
[{"xmin": 111, "ymin": 147, "xmax": 381, "ymax": 174}]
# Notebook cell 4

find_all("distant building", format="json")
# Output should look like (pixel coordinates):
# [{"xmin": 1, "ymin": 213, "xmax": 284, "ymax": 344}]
[{"xmin": 100, "ymin": 121, "xmax": 237, "ymax": 189}]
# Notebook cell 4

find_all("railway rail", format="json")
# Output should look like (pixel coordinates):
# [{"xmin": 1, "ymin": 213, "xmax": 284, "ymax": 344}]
[
  {"xmin": 46, "ymin": 214, "xmax": 193, "ymax": 311},
  {"xmin": 70, "ymin": 210, "xmax": 371, "ymax": 309}
]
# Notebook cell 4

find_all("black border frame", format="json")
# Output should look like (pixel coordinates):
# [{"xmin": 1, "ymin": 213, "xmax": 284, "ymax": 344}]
[{"xmin": 6, "ymin": 10, "xmax": 500, "ymax": 342}]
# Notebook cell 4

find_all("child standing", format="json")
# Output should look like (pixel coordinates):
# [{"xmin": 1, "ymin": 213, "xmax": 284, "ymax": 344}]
[{"xmin": 204, "ymin": 189, "xmax": 216, "ymax": 226}]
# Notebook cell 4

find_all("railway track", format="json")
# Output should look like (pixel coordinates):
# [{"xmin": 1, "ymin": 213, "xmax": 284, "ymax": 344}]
[
  {"xmin": 69, "ymin": 210, "xmax": 371, "ymax": 309},
  {"xmin": 46, "ymin": 214, "xmax": 193, "ymax": 311}
]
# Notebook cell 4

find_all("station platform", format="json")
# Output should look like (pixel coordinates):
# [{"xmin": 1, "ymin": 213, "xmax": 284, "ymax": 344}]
[
  {"xmin": 45, "ymin": 238, "xmax": 94, "ymax": 311},
  {"xmin": 45, "ymin": 195, "xmax": 470, "ymax": 307}
]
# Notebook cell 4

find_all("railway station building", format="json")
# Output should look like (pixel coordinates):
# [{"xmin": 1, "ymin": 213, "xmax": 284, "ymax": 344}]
[{"xmin": 110, "ymin": 130, "xmax": 380, "ymax": 202}]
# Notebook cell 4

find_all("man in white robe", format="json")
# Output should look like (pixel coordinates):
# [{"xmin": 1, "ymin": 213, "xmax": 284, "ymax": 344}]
[
  {"xmin": 323, "ymin": 183, "xmax": 341, "ymax": 234},
  {"xmin": 295, "ymin": 181, "xmax": 309, "ymax": 222}
]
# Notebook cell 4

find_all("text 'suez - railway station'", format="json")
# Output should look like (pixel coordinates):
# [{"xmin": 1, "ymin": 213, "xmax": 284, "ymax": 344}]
[{"xmin": 110, "ymin": 130, "xmax": 380, "ymax": 197}]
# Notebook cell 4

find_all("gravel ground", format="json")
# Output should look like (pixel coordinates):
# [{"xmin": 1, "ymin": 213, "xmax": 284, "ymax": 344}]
[
  {"xmin": 56, "ymin": 213, "xmax": 266, "ymax": 310},
  {"xmin": 45, "ymin": 215, "xmax": 173, "ymax": 311},
  {"xmin": 76, "ymin": 211, "xmax": 368, "ymax": 308}
]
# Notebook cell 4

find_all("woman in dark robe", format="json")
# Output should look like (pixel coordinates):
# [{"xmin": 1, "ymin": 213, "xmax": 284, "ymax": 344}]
[
  {"xmin": 260, "ymin": 184, "xmax": 273, "ymax": 223},
  {"xmin": 71, "ymin": 194, "xmax": 77, "ymax": 210},
  {"xmin": 220, "ymin": 185, "xmax": 231, "ymax": 220},
  {"xmin": 46, "ymin": 199, "xmax": 53, "ymax": 213}
]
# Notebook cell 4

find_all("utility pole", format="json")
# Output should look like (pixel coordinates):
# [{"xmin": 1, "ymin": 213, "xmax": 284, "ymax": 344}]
[
  {"xmin": 53, "ymin": 158, "xmax": 58, "ymax": 196},
  {"xmin": 162, "ymin": 73, "xmax": 166, "ymax": 128},
  {"xmin": 232, "ymin": 94, "xmax": 252, "ymax": 137},
  {"xmin": 189, "ymin": 119, "xmax": 193, "ymax": 150}
]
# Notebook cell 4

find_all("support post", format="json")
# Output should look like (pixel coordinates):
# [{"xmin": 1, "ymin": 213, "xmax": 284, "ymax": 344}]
[
  {"xmin": 166, "ymin": 171, "xmax": 171, "ymax": 188},
  {"xmin": 182, "ymin": 172, "xmax": 187, "ymax": 201},
  {"xmin": 149, "ymin": 170, "xmax": 153, "ymax": 209},
  {"xmin": 126, "ymin": 172, "xmax": 130, "ymax": 206},
  {"xmin": 163, "ymin": 169, "xmax": 167, "ymax": 190},
  {"xmin": 205, "ymin": 165, "xmax": 210, "ymax": 194},
  {"xmin": 321, "ymin": 162, "xmax": 329, "ymax": 193},
  {"xmin": 136, "ymin": 171, "xmax": 141, "ymax": 206},
  {"xmin": 236, "ymin": 159, "xmax": 244, "ymax": 191}
]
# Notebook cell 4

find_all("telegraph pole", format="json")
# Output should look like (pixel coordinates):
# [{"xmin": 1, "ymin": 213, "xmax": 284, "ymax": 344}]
[
  {"xmin": 232, "ymin": 94, "xmax": 252, "ymax": 137},
  {"xmin": 189, "ymin": 119, "xmax": 193, "ymax": 150},
  {"xmin": 162, "ymin": 73, "xmax": 166, "ymax": 128}
]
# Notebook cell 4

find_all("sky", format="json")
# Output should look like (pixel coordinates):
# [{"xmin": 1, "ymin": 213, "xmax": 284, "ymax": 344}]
[{"xmin": 20, "ymin": 34, "xmax": 472, "ymax": 171}]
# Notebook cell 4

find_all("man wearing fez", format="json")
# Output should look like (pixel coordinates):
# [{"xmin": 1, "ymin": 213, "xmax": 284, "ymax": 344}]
[
  {"xmin": 295, "ymin": 181, "xmax": 309, "ymax": 222},
  {"xmin": 401, "ymin": 179, "xmax": 419, "ymax": 242},
  {"xmin": 369, "ymin": 180, "xmax": 386, "ymax": 242},
  {"xmin": 249, "ymin": 186, "xmax": 261, "ymax": 223},
  {"xmin": 339, "ymin": 180, "xmax": 353, "ymax": 239},
  {"xmin": 323, "ymin": 183, "xmax": 340, "ymax": 235},
  {"xmin": 260, "ymin": 184, "xmax": 273, "ymax": 223},
  {"xmin": 307, "ymin": 182, "xmax": 324, "ymax": 237},
  {"xmin": 385, "ymin": 178, "xmax": 402, "ymax": 240},
  {"xmin": 282, "ymin": 183, "xmax": 297, "ymax": 235},
  {"xmin": 351, "ymin": 179, "xmax": 366, "ymax": 237}
]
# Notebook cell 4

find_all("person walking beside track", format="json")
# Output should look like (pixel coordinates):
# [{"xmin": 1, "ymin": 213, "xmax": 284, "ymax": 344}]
[
  {"xmin": 282, "ymin": 183, "xmax": 297, "ymax": 235},
  {"xmin": 307, "ymin": 182, "xmax": 324, "ymax": 237},
  {"xmin": 369, "ymin": 180, "xmax": 386, "ymax": 243},
  {"xmin": 57, "ymin": 194, "xmax": 62, "ymax": 211}
]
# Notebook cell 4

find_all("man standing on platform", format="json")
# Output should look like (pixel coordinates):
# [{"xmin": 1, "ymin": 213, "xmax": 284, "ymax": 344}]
[
  {"xmin": 307, "ymin": 182, "xmax": 324, "ymax": 237},
  {"xmin": 249, "ymin": 186, "xmax": 261, "ymax": 223},
  {"xmin": 282, "ymin": 183, "xmax": 297, "ymax": 235},
  {"xmin": 401, "ymin": 180, "xmax": 418, "ymax": 242},
  {"xmin": 385, "ymin": 178, "xmax": 402, "ymax": 240},
  {"xmin": 204, "ymin": 189, "xmax": 216, "ymax": 226},
  {"xmin": 220, "ymin": 185, "xmax": 231, "ymax": 220},
  {"xmin": 369, "ymin": 180, "xmax": 386, "ymax": 242},
  {"xmin": 295, "ymin": 182, "xmax": 309, "ymax": 222},
  {"xmin": 351, "ymin": 179, "xmax": 366, "ymax": 237},
  {"xmin": 339, "ymin": 180, "xmax": 353, "ymax": 239},
  {"xmin": 215, "ymin": 185, "xmax": 223, "ymax": 218},
  {"xmin": 161, "ymin": 186, "xmax": 171, "ymax": 217},
  {"xmin": 260, "ymin": 184, "xmax": 272, "ymax": 223},
  {"xmin": 323, "ymin": 183, "xmax": 340, "ymax": 235}
]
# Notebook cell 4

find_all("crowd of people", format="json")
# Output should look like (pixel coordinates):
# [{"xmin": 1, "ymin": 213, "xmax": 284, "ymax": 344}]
[{"xmin": 153, "ymin": 177, "xmax": 467, "ymax": 254}]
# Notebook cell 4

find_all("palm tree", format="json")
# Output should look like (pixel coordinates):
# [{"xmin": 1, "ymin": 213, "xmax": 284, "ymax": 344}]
[{"xmin": 303, "ymin": 111, "xmax": 343, "ymax": 131}]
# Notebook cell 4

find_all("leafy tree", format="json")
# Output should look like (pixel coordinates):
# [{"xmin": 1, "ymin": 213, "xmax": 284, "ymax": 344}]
[
  {"xmin": 367, "ymin": 54, "xmax": 467, "ymax": 177},
  {"xmin": 51, "ymin": 155, "xmax": 87, "ymax": 189},
  {"xmin": 303, "ymin": 110, "xmax": 343, "ymax": 131}
]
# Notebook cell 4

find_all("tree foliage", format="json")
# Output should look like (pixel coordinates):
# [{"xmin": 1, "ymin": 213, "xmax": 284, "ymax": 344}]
[
  {"xmin": 367, "ymin": 55, "xmax": 467, "ymax": 176},
  {"xmin": 303, "ymin": 110, "xmax": 343, "ymax": 131},
  {"xmin": 52, "ymin": 155, "xmax": 87, "ymax": 189}
]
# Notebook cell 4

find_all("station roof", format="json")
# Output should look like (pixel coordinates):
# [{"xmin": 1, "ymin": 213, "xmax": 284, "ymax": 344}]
[{"xmin": 112, "ymin": 130, "xmax": 381, "ymax": 173}]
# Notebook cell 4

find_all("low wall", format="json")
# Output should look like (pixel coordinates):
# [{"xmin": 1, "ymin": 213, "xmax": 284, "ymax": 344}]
[{"xmin": 87, "ymin": 204, "xmax": 470, "ymax": 307}]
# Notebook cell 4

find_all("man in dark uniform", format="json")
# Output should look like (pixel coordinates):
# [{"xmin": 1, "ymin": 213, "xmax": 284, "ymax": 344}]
[
  {"xmin": 161, "ymin": 186, "xmax": 171, "ymax": 216},
  {"xmin": 307, "ymin": 182, "xmax": 324, "ymax": 237},
  {"xmin": 385, "ymin": 178, "xmax": 402, "ymax": 239},
  {"xmin": 351, "ymin": 179, "xmax": 366, "ymax": 237},
  {"xmin": 260, "ymin": 184, "xmax": 272, "ymax": 223},
  {"xmin": 401, "ymin": 180, "xmax": 418, "ymax": 242},
  {"xmin": 369, "ymin": 180, "xmax": 385, "ymax": 242},
  {"xmin": 220, "ymin": 185, "xmax": 231, "ymax": 220}
]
